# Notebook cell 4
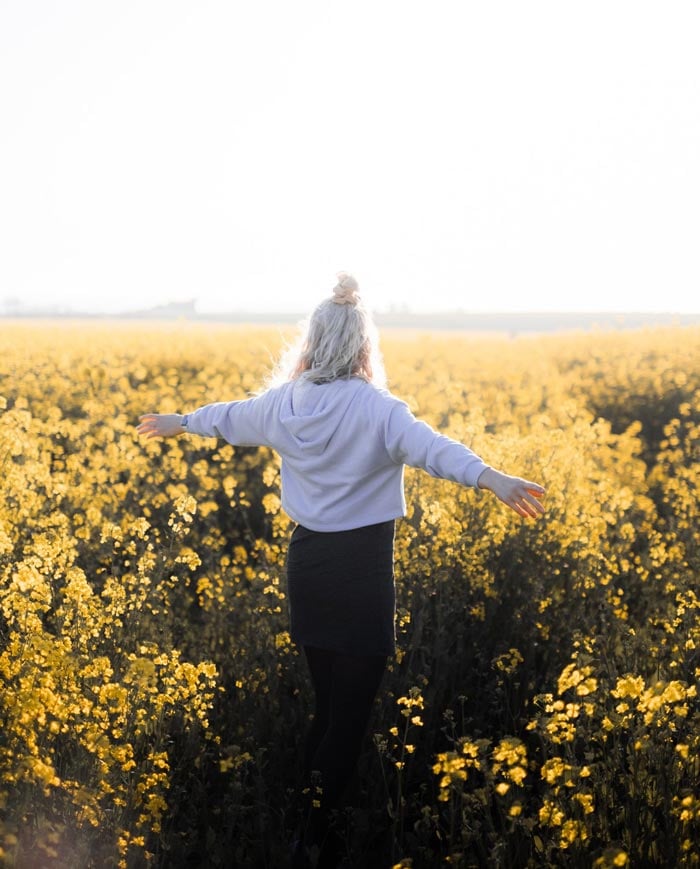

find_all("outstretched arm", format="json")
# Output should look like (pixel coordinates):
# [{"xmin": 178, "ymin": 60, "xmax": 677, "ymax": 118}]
[
  {"xmin": 137, "ymin": 413, "xmax": 187, "ymax": 439},
  {"xmin": 382, "ymin": 398, "xmax": 545, "ymax": 519},
  {"xmin": 476, "ymin": 467, "xmax": 545, "ymax": 519},
  {"xmin": 137, "ymin": 398, "xmax": 273, "ymax": 446}
]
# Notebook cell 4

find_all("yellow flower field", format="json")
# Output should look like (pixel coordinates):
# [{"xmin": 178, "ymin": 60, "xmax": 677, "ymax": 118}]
[{"xmin": 1, "ymin": 321, "xmax": 698, "ymax": 868}]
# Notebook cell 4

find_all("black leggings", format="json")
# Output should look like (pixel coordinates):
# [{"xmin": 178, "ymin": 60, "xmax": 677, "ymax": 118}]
[{"xmin": 302, "ymin": 645, "xmax": 387, "ymax": 813}]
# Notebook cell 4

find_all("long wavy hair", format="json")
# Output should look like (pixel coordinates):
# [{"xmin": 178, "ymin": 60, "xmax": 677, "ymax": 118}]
[{"xmin": 270, "ymin": 273, "xmax": 386, "ymax": 388}]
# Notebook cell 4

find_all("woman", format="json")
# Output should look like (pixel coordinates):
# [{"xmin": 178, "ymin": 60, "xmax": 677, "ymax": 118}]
[{"xmin": 137, "ymin": 273, "xmax": 545, "ymax": 867}]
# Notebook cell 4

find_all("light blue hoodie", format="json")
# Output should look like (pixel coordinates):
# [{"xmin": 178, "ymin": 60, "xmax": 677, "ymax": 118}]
[{"xmin": 186, "ymin": 377, "xmax": 490, "ymax": 532}]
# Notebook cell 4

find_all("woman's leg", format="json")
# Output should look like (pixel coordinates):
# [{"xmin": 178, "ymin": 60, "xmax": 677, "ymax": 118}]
[
  {"xmin": 300, "ymin": 646, "xmax": 387, "ymax": 866},
  {"xmin": 307, "ymin": 649, "xmax": 387, "ymax": 811},
  {"xmin": 303, "ymin": 645, "xmax": 335, "ymax": 776}
]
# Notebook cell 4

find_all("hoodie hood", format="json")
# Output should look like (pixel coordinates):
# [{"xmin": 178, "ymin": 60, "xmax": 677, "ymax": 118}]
[{"xmin": 280, "ymin": 378, "xmax": 366, "ymax": 455}]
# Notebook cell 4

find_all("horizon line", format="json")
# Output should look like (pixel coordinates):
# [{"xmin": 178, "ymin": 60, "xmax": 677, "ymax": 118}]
[{"xmin": 2, "ymin": 308, "xmax": 699, "ymax": 336}]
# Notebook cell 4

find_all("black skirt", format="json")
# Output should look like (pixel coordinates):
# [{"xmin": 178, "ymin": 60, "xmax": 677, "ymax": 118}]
[{"xmin": 285, "ymin": 520, "xmax": 396, "ymax": 657}]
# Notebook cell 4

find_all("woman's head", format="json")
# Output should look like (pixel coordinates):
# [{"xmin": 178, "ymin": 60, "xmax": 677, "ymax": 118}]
[{"xmin": 273, "ymin": 273, "xmax": 386, "ymax": 387}]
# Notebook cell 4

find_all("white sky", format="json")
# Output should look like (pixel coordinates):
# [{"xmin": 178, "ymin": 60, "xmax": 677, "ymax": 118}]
[{"xmin": 1, "ymin": 1, "xmax": 699, "ymax": 315}]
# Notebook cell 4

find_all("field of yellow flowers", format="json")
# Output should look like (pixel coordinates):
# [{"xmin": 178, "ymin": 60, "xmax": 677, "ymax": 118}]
[{"xmin": 1, "ymin": 320, "xmax": 699, "ymax": 868}]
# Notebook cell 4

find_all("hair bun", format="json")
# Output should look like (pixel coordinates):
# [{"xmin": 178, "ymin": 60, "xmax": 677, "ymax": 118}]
[{"xmin": 332, "ymin": 272, "xmax": 360, "ymax": 306}]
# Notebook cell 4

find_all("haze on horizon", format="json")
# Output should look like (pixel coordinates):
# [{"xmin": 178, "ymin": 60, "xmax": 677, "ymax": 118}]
[{"xmin": 1, "ymin": 1, "xmax": 699, "ymax": 317}]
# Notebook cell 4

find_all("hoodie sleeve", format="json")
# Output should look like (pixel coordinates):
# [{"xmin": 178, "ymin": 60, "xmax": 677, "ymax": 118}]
[
  {"xmin": 185, "ymin": 393, "xmax": 275, "ymax": 447},
  {"xmin": 382, "ymin": 395, "xmax": 490, "ymax": 488}
]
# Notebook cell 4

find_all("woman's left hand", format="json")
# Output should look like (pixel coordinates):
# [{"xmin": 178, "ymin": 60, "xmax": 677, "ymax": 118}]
[{"xmin": 137, "ymin": 413, "xmax": 186, "ymax": 439}]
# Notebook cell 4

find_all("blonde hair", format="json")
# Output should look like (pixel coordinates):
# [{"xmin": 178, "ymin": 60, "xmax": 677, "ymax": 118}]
[{"xmin": 270, "ymin": 273, "xmax": 386, "ymax": 388}]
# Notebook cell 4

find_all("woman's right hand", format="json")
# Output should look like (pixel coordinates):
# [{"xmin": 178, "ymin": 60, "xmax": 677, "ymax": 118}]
[
  {"xmin": 137, "ymin": 413, "xmax": 186, "ymax": 439},
  {"xmin": 477, "ymin": 468, "xmax": 545, "ymax": 519}
]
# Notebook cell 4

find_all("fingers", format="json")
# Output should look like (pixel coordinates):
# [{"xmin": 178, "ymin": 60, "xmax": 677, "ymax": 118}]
[
  {"xmin": 136, "ymin": 414, "xmax": 161, "ymax": 438},
  {"xmin": 136, "ymin": 426, "xmax": 158, "ymax": 438},
  {"xmin": 523, "ymin": 480, "xmax": 545, "ymax": 498},
  {"xmin": 521, "ymin": 498, "xmax": 544, "ymax": 518},
  {"xmin": 525, "ymin": 490, "xmax": 546, "ymax": 516},
  {"xmin": 510, "ymin": 480, "xmax": 546, "ymax": 519},
  {"xmin": 136, "ymin": 413, "xmax": 183, "ymax": 439},
  {"xmin": 511, "ymin": 499, "xmax": 538, "ymax": 519}
]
